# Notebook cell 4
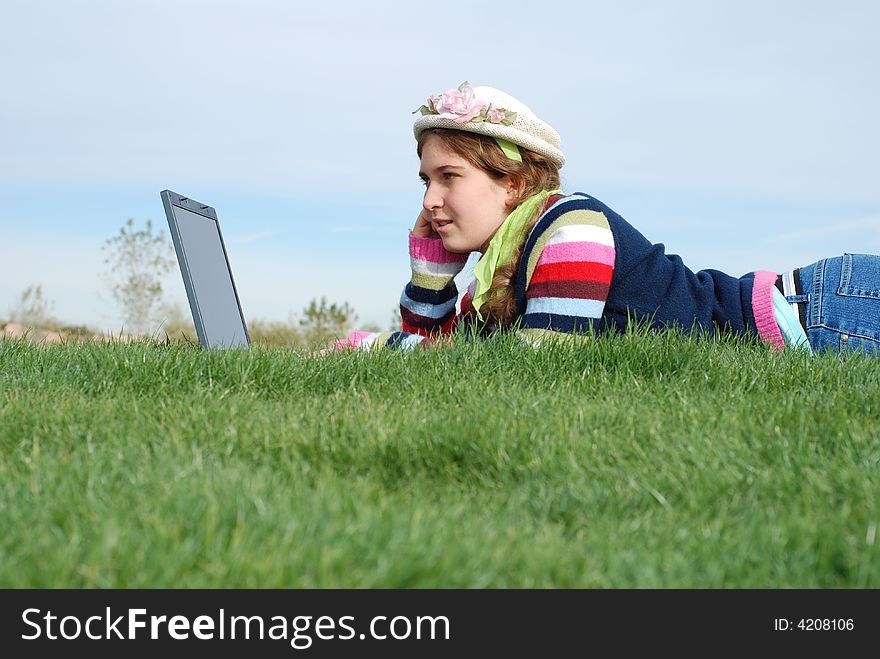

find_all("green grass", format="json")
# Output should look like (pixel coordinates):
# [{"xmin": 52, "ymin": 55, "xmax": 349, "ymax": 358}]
[{"xmin": 2, "ymin": 330, "xmax": 879, "ymax": 587}]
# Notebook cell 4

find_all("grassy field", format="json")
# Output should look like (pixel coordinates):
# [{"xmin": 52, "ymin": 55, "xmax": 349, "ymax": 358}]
[{"xmin": 2, "ymin": 330, "xmax": 879, "ymax": 588}]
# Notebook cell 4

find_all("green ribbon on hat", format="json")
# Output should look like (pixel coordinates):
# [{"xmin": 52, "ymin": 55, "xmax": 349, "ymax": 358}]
[
  {"xmin": 472, "ymin": 188, "xmax": 562, "ymax": 321},
  {"xmin": 493, "ymin": 137, "xmax": 522, "ymax": 162}
]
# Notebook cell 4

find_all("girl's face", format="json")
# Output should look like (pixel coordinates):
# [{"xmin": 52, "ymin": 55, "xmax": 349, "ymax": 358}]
[{"xmin": 419, "ymin": 134, "xmax": 515, "ymax": 253}]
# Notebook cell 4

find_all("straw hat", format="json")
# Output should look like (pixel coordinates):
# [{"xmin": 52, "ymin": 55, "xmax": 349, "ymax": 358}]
[{"xmin": 413, "ymin": 81, "xmax": 565, "ymax": 168}]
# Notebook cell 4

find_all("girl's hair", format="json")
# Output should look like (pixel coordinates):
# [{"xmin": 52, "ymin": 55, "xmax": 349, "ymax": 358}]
[{"xmin": 417, "ymin": 128, "xmax": 561, "ymax": 326}]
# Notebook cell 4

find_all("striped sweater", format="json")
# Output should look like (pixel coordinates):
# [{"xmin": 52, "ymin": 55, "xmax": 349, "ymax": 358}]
[
  {"xmin": 346, "ymin": 193, "xmax": 615, "ymax": 350},
  {"xmin": 344, "ymin": 192, "xmax": 779, "ymax": 350}
]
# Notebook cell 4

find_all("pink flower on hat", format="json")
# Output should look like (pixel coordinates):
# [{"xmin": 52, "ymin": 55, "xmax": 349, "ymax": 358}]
[
  {"xmin": 420, "ymin": 82, "xmax": 486, "ymax": 123},
  {"xmin": 486, "ymin": 105, "xmax": 508, "ymax": 124}
]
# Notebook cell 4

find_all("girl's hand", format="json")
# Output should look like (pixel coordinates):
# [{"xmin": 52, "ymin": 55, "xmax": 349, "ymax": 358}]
[
  {"xmin": 412, "ymin": 208, "xmax": 440, "ymax": 240},
  {"xmin": 311, "ymin": 339, "xmax": 354, "ymax": 358}
]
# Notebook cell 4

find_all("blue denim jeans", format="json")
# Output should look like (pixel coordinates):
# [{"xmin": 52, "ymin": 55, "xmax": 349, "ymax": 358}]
[{"xmin": 796, "ymin": 254, "xmax": 880, "ymax": 354}]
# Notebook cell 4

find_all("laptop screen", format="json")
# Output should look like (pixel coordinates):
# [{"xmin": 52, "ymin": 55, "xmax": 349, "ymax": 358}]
[{"xmin": 161, "ymin": 190, "xmax": 250, "ymax": 349}]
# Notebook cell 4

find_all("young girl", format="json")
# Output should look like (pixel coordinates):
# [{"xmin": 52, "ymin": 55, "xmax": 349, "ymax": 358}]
[{"xmin": 340, "ymin": 82, "xmax": 880, "ymax": 355}]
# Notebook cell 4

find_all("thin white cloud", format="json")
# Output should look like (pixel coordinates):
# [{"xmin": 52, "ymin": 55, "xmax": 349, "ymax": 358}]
[
  {"xmin": 227, "ymin": 230, "xmax": 273, "ymax": 245},
  {"xmin": 328, "ymin": 225, "xmax": 372, "ymax": 234},
  {"xmin": 774, "ymin": 216, "xmax": 880, "ymax": 242}
]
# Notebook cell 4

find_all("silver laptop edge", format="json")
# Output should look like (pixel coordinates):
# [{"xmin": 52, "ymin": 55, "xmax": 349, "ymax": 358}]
[{"xmin": 160, "ymin": 190, "xmax": 250, "ymax": 349}]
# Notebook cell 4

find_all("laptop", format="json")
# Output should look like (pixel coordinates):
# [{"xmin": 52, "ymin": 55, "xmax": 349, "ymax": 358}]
[{"xmin": 160, "ymin": 190, "xmax": 250, "ymax": 349}]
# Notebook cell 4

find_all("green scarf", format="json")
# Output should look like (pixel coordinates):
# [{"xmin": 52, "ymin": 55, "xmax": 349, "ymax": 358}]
[{"xmin": 472, "ymin": 189, "xmax": 562, "ymax": 321}]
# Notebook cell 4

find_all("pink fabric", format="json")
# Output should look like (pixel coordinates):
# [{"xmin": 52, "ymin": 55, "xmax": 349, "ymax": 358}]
[
  {"xmin": 536, "ymin": 242, "xmax": 616, "ymax": 267},
  {"xmin": 752, "ymin": 270, "xmax": 785, "ymax": 351},
  {"xmin": 409, "ymin": 233, "xmax": 468, "ymax": 263},
  {"xmin": 335, "ymin": 330, "xmax": 374, "ymax": 351}
]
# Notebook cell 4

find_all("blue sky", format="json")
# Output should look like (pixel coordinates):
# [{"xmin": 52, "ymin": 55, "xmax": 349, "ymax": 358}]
[{"xmin": 2, "ymin": 0, "xmax": 878, "ymax": 331}]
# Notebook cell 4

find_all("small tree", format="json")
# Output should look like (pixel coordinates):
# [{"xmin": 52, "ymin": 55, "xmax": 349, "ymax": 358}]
[
  {"xmin": 299, "ymin": 297, "xmax": 357, "ymax": 346},
  {"xmin": 102, "ymin": 218, "xmax": 175, "ymax": 335},
  {"xmin": 7, "ymin": 284, "xmax": 57, "ymax": 328},
  {"xmin": 389, "ymin": 305, "xmax": 402, "ymax": 331}
]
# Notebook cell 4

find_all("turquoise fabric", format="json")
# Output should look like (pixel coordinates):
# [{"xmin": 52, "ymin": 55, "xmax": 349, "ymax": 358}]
[{"xmin": 772, "ymin": 287, "xmax": 812, "ymax": 353}]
